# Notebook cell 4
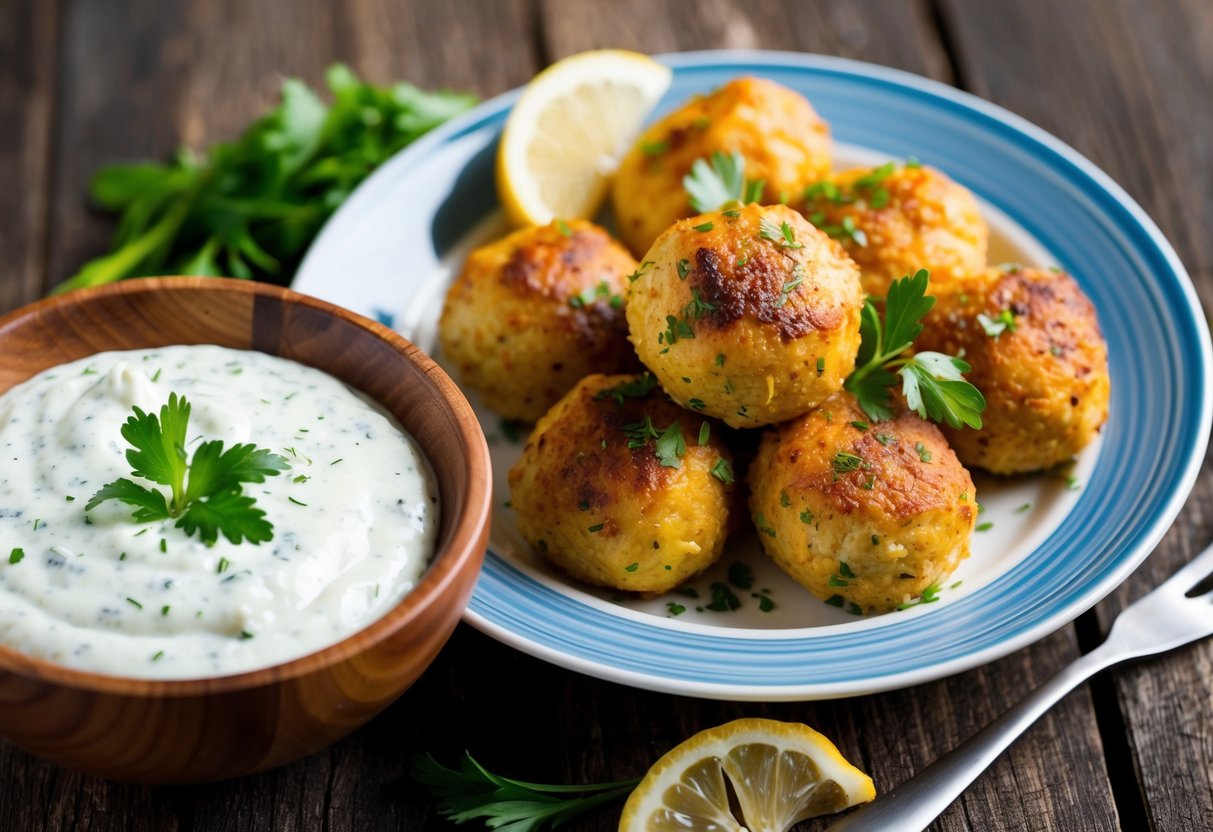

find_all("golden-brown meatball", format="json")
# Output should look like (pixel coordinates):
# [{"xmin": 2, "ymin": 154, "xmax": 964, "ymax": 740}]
[
  {"xmin": 612, "ymin": 77, "xmax": 832, "ymax": 257},
  {"xmin": 748, "ymin": 391, "xmax": 977, "ymax": 614},
  {"xmin": 626, "ymin": 203, "xmax": 862, "ymax": 428},
  {"xmin": 508, "ymin": 374, "xmax": 735, "ymax": 593},
  {"xmin": 916, "ymin": 266, "xmax": 1110, "ymax": 474},
  {"xmin": 800, "ymin": 163, "xmax": 988, "ymax": 298},
  {"xmin": 438, "ymin": 219, "xmax": 641, "ymax": 421}
]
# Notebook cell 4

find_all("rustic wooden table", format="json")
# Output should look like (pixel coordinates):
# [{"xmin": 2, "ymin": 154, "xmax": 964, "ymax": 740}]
[{"xmin": 2, "ymin": 0, "xmax": 1212, "ymax": 829}]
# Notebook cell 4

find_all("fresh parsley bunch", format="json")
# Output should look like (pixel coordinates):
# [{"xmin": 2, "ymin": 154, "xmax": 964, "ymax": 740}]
[
  {"xmin": 845, "ymin": 269, "xmax": 986, "ymax": 429},
  {"xmin": 87, "ymin": 394, "xmax": 290, "ymax": 545},
  {"xmin": 56, "ymin": 65, "xmax": 476, "ymax": 294}
]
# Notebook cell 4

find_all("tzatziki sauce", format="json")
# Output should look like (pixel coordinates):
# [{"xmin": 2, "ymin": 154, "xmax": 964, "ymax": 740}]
[{"xmin": 0, "ymin": 345, "xmax": 438, "ymax": 678}]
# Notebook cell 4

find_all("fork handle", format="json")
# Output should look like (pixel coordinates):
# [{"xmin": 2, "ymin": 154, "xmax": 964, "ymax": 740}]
[{"xmin": 825, "ymin": 642, "xmax": 1122, "ymax": 832}]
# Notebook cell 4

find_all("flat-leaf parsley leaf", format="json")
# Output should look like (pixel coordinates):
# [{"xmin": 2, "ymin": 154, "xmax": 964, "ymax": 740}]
[
  {"xmin": 844, "ymin": 269, "xmax": 986, "ymax": 429},
  {"xmin": 86, "ymin": 394, "xmax": 289, "ymax": 545}
]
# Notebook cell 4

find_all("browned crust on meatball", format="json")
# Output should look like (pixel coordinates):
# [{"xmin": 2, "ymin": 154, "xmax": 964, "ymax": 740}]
[
  {"xmin": 519, "ymin": 377, "xmax": 696, "ymax": 512},
  {"xmin": 771, "ymin": 394, "xmax": 975, "ymax": 525},
  {"xmin": 919, "ymin": 266, "xmax": 1110, "ymax": 473},
  {"xmin": 680, "ymin": 204, "xmax": 853, "ymax": 342}
]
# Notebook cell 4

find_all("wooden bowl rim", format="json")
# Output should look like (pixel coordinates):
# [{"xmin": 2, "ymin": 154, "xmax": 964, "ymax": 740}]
[{"xmin": 0, "ymin": 277, "xmax": 492, "ymax": 696}]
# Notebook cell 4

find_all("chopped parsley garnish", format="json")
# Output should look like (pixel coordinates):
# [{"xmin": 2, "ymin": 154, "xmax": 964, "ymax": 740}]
[
  {"xmin": 640, "ymin": 140, "xmax": 668, "ymax": 156},
  {"xmin": 800, "ymin": 509, "xmax": 815, "ymax": 525},
  {"xmin": 753, "ymin": 512, "xmax": 777, "ymax": 538},
  {"xmin": 814, "ymin": 214, "xmax": 868, "ymax": 247},
  {"xmin": 8, "ymin": 548, "xmax": 24, "ymax": 565},
  {"xmin": 779, "ymin": 489, "xmax": 791, "ymax": 508},
  {"xmin": 666, "ymin": 602, "xmax": 686, "ymax": 616},
  {"xmin": 715, "ymin": 353, "xmax": 726, "ymax": 367},
  {"xmin": 554, "ymin": 219, "xmax": 572, "ymax": 237},
  {"xmin": 775, "ymin": 264, "xmax": 806, "ymax": 308},
  {"xmin": 816, "ymin": 357, "xmax": 826, "ymax": 375},
  {"xmin": 594, "ymin": 373, "xmax": 659, "ymax": 405},
  {"xmin": 844, "ymin": 269, "xmax": 985, "ymax": 429},
  {"xmin": 623, "ymin": 418, "xmax": 686, "ymax": 469},
  {"xmin": 692, "ymin": 222, "xmax": 715, "ymax": 233},
  {"xmin": 677, "ymin": 258, "xmax": 691, "ymax": 280},
  {"xmin": 683, "ymin": 151, "xmax": 759, "ymax": 213},
  {"xmin": 976, "ymin": 522, "xmax": 993, "ymax": 532},
  {"xmin": 706, "ymin": 581, "xmax": 742, "ymax": 611},
  {"xmin": 626, "ymin": 260, "xmax": 655, "ymax": 284},
  {"xmin": 832, "ymin": 451, "xmax": 863, "ymax": 474},
  {"xmin": 825, "ymin": 595, "xmax": 845, "ymax": 608},
  {"xmin": 758, "ymin": 217, "xmax": 804, "ymax": 250},
  {"xmin": 653, "ymin": 423, "xmax": 686, "ymax": 468},
  {"xmin": 897, "ymin": 582, "xmax": 943, "ymax": 610},
  {"xmin": 710, "ymin": 458, "xmax": 734, "ymax": 484},
  {"xmin": 151, "ymin": 650, "xmax": 165, "ymax": 662},
  {"xmin": 688, "ymin": 398, "xmax": 707, "ymax": 411},
  {"xmin": 126, "ymin": 597, "xmax": 143, "ymax": 610},
  {"xmin": 915, "ymin": 442, "xmax": 933, "ymax": 462},
  {"xmin": 1016, "ymin": 502, "xmax": 1032, "ymax": 513},
  {"xmin": 758, "ymin": 595, "xmax": 776, "ymax": 613},
  {"xmin": 727, "ymin": 562, "xmax": 754, "ymax": 590},
  {"xmin": 659, "ymin": 315, "xmax": 696, "ymax": 346},
  {"xmin": 578, "ymin": 500, "xmax": 590, "ymax": 512},
  {"xmin": 568, "ymin": 280, "xmax": 622, "ymax": 310},
  {"xmin": 588, "ymin": 523, "xmax": 605, "ymax": 533},
  {"xmin": 697, "ymin": 422, "xmax": 711, "ymax": 445},
  {"xmin": 977, "ymin": 308, "xmax": 1018, "ymax": 337},
  {"xmin": 683, "ymin": 287, "xmax": 718, "ymax": 320},
  {"xmin": 86, "ymin": 393, "xmax": 289, "ymax": 545},
  {"xmin": 850, "ymin": 420, "xmax": 869, "ymax": 431},
  {"xmin": 874, "ymin": 432, "xmax": 894, "ymax": 446}
]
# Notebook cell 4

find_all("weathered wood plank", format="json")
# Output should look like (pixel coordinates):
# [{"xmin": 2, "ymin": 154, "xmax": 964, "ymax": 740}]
[
  {"xmin": 939, "ymin": 0, "xmax": 1213, "ymax": 829},
  {"xmin": 0, "ymin": 0, "xmax": 57, "ymax": 308},
  {"xmin": 540, "ymin": 0, "xmax": 952, "ymax": 81}
]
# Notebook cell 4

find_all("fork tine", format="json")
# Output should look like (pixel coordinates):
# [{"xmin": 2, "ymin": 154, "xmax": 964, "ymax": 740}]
[{"xmin": 1158, "ymin": 540, "xmax": 1213, "ymax": 595}]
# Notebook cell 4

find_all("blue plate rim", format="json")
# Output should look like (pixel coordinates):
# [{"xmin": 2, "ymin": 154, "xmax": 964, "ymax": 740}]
[{"xmin": 297, "ymin": 49, "xmax": 1212, "ymax": 700}]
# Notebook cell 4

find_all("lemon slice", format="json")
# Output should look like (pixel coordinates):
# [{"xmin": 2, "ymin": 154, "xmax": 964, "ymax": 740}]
[
  {"xmin": 496, "ymin": 49, "xmax": 671, "ymax": 227},
  {"xmin": 618, "ymin": 718, "xmax": 875, "ymax": 832}
]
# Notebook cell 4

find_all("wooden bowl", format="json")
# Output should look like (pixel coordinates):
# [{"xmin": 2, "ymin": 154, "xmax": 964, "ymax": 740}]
[{"xmin": 0, "ymin": 277, "xmax": 492, "ymax": 783}]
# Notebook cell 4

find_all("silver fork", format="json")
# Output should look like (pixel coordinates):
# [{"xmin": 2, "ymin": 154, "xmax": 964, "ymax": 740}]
[{"xmin": 826, "ymin": 541, "xmax": 1213, "ymax": 832}]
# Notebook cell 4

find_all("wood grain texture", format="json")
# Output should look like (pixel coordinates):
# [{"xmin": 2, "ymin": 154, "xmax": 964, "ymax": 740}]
[
  {"xmin": 540, "ymin": 0, "xmax": 952, "ymax": 81},
  {"xmin": 937, "ymin": 1, "xmax": 1213, "ymax": 828},
  {"xmin": 1, "ymin": 0, "xmax": 1207, "ymax": 828},
  {"xmin": 0, "ymin": 279, "xmax": 491, "ymax": 783},
  {"xmin": 0, "ymin": 0, "xmax": 57, "ymax": 304}
]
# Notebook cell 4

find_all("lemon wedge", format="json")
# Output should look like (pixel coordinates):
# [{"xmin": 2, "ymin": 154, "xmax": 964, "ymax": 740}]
[
  {"xmin": 618, "ymin": 718, "xmax": 875, "ymax": 832},
  {"xmin": 496, "ymin": 49, "xmax": 671, "ymax": 227}
]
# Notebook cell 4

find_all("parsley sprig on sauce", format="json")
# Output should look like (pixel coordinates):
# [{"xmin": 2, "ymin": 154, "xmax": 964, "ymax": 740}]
[
  {"xmin": 844, "ymin": 269, "xmax": 986, "ymax": 429},
  {"xmin": 86, "ymin": 393, "xmax": 290, "ymax": 545}
]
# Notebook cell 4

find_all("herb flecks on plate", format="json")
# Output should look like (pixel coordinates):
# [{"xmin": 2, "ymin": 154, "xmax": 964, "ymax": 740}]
[{"xmin": 86, "ymin": 393, "xmax": 290, "ymax": 545}]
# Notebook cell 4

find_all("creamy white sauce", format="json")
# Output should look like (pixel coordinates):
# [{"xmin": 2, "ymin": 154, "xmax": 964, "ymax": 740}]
[{"xmin": 0, "ymin": 346, "xmax": 438, "ymax": 679}]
